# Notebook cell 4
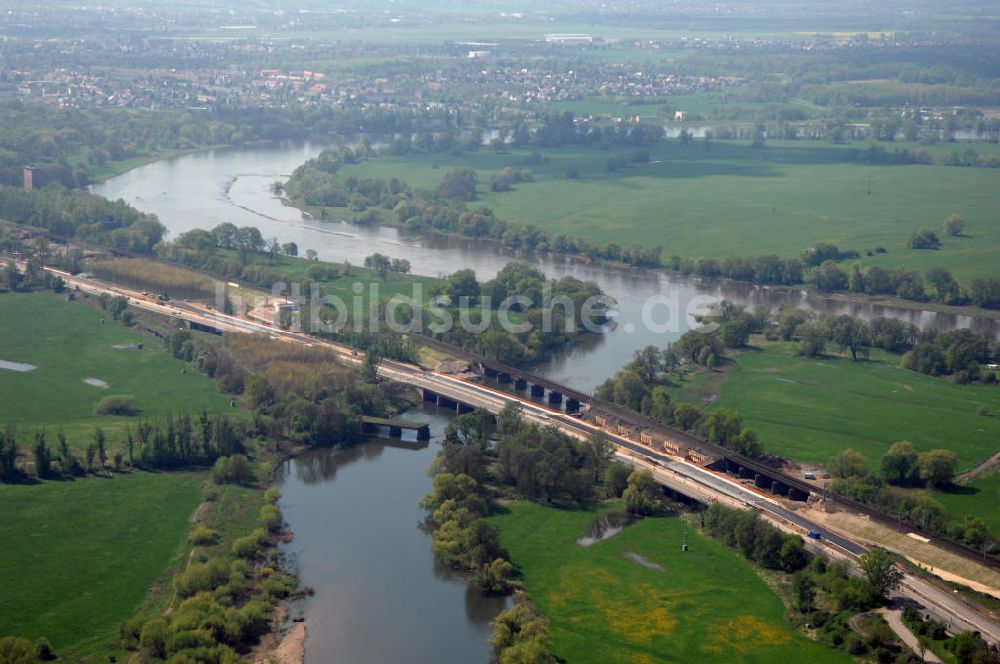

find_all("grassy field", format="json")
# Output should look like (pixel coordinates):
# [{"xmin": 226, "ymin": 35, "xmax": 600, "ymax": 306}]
[
  {"xmin": 94, "ymin": 251, "xmax": 442, "ymax": 315},
  {"xmin": 339, "ymin": 140, "xmax": 1000, "ymax": 282},
  {"xmin": 233, "ymin": 250, "xmax": 441, "ymax": 305},
  {"xmin": 0, "ymin": 471, "xmax": 203, "ymax": 652},
  {"xmin": 0, "ymin": 291, "xmax": 232, "ymax": 444},
  {"xmin": 488, "ymin": 502, "xmax": 850, "ymax": 664},
  {"xmin": 709, "ymin": 343, "xmax": 1000, "ymax": 471},
  {"xmin": 937, "ymin": 473, "xmax": 1000, "ymax": 535},
  {"xmin": 214, "ymin": 250, "xmax": 441, "ymax": 335}
]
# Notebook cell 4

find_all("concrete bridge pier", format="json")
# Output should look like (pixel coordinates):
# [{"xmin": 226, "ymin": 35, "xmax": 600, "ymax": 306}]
[{"xmin": 788, "ymin": 487, "xmax": 810, "ymax": 502}]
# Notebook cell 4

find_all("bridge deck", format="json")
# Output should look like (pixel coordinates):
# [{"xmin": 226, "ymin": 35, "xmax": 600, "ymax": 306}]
[
  {"xmin": 361, "ymin": 416, "xmax": 429, "ymax": 430},
  {"xmin": 413, "ymin": 334, "xmax": 1000, "ymax": 569},
  {"xmin": 417, "ymin": 336, "xmax": 592, "ymax": 402}
]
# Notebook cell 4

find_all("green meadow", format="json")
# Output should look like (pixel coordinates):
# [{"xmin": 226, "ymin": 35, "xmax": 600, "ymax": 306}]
[
  {"xmin": 0, "ymin": 291, "xmax": 232, "ymax": 444},
  {"xmin": 0, "ymin": 471, "xmax": 203, "ymax": 653},
  {"xmin": 233, "ymin": 250, "xmax": 441, "ymax": 305},
  {"xmin": 710, "ymin": 343, "xmax": 1000, "ymax": 471},
  {"xmin": 0, "ymin": 292, "xmax": 272, "ymax": 659},
  {"xmin": 339, "ymin": 140, "xmax": 1000, "ymax": 282},
  {"xmin": 489, "ymin": 501, "xmax": 850, "ymax": 664},
  {"xmin": 937, "ymin": 473, "xmax": 1000, "ymax": 535}
]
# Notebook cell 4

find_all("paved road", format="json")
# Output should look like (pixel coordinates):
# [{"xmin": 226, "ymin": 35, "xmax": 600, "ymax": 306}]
[
  {"xmin": 878, "ymin": 608, "xmax": 944, "ymax": 663},
  {"xmin": 37, "ymin": 264, "xmax": 1000, "ymax": 645}
]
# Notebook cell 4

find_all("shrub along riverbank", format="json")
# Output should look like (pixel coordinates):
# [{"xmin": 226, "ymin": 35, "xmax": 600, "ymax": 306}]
[
  {"xmin": 115, "ymin": 467, "xmax": 302, "ymax": 664},
  {"xmin": 154, "ymin": 226, "xmax": 609, "ymax": 366},
  {"xmin": 588, "ymin": 296, "xmax": 999, "ymax": 556},
  {"xmin": 2, "ymin": 106, "xmax": 998, "ymax": 311},
  {"xmin": 283, "ymin": 142, "xmax": 1000, "ymax": 310},
  {"xmin": 0, "ymin": 268, "xmax": 425, "ymax": 660},
  {"xmin": 0, "ymin": 448, "xmax": 309, "ymax": 663},
  {"xmin": 420, "ymin": 402, "xmax": 854, "ymax": 663},
  {"xmin": 487, "ymin": 502, "xmax": 853, "ymax": 663}
]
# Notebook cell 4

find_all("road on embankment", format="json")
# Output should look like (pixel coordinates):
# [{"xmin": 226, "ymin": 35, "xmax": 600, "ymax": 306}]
[{"xmin": 32, "ymin": 263, "xmax": 1000, "ymax": 646}]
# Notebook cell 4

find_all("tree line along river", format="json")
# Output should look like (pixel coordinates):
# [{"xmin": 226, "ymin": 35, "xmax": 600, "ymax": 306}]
[
  {"xmin": 92, "ymin": 140, "xmax": 998, "ymax": 662},
  {"xmin": 92, "ymin": 140, "xmax": 997, "ymax": 397}
]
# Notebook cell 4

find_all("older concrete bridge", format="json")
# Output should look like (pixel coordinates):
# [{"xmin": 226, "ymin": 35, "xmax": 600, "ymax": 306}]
[
  {"xmin": 44, "ymin": 265, "xmax": 1000, "ymax": 642},
  {"xmin": 415, "ymin": 336, "xmax": 1000, "ymax": 569}
]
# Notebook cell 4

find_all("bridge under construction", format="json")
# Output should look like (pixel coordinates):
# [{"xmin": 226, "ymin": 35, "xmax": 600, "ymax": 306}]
[{"xmin": 37, "ymin": 263, "xmax": 1000, "ymax": 644}]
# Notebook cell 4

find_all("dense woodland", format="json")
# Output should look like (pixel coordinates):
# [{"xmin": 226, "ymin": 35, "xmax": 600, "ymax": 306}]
[
  {"xmin": 426, "ymin": 262, "xmax": 608, "ymax": 365},
  {"xmin": 0, "ymin": 103, "xmax": 463, "ymax": 188},
  {"xmin": 0, "ymin": 186, "xmax": 164, "ymax": 254},
  {"xmin": 159, "ymin": 222, "xmax": 609, "ymax": 365}
]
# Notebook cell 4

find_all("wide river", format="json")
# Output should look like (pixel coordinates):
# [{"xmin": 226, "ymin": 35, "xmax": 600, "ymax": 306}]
[
  {"xmin": 93, "ymin": 140, "xmax": 997, "ymax": 395},
  {"xmin": 93, "ymin": 141, "xmax": 997, "ymax": 661}
]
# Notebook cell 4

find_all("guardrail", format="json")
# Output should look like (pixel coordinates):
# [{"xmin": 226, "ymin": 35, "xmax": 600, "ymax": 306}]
[{"xmin": 414, "ymin": 333, "xmax": 1000, "ymax": 570}]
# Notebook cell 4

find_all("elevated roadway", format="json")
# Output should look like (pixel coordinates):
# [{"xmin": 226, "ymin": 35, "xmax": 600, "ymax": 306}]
[{"xmin": 29, "ymin": 263, "xmax": 1000, "ymax": 645}]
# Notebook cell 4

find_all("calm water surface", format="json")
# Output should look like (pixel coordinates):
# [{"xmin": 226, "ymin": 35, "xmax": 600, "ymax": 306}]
[
  {"xmin": 94, "ymin": 141, "xmax": 998, "ymax": 661},
  {"xmin": 275, "ymin": 407, "xmax": 507, "ymax": 664},
  {"xmin": 93, "ymin": 142, "xmax": 997, "ymax": 393}
]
